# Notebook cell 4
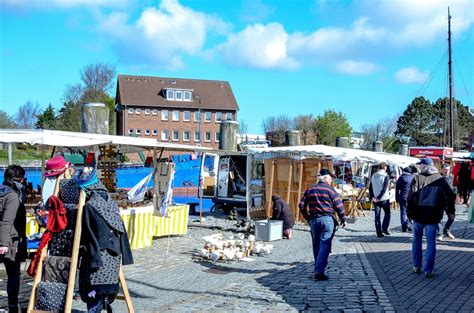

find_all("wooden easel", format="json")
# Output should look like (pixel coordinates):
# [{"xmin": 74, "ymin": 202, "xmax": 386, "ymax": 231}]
[{"xmin": 27, "ymin": 175, "xmax": 134, "ymax": 313}]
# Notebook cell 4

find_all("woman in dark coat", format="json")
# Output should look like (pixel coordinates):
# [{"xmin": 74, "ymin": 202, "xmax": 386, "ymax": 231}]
[
  {"xmin": 0, "ymin": 165, "xmax": 27, "ymax": 313},
  {"xmin": 271, "ymin": 194, "xmax": 295, "ymax": 239}
]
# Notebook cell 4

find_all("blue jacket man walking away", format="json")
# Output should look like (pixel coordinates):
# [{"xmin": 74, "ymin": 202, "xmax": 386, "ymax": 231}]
[
  {"xmin": 408, "ymin": 158, "xmax": 455, "ymax": 278},
  {"xmin": 396, "ymin": 167, "xmax": 414, "ymax": 232},
  {"xmin": 299, "ymin": 168, "xmax": 346, "ymax": 281}
]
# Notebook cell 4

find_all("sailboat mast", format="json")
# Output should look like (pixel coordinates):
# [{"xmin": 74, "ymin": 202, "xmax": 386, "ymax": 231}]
[{"xmin": 448, "ymin": 7, "xmax": 454, "ymax": 148}]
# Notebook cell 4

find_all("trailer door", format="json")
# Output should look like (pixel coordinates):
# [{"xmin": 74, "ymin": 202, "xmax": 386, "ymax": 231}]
[{"xmin": 200, "ymin": 153, "xmax": 219, "ymax": 199}]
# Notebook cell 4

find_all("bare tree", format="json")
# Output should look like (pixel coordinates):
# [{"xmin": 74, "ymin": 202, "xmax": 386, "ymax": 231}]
[
  {"xmin": 15, "ymin": 100, "xmax": 41, "ymax": 129},
  {"xmin": 0, "ymin": 110, "xmax": 17, "ymax": 128},
  {"xmin": 80, "ymin": 62, "xmax": 116, "ymax": 102},
  {"xmin": 361, "ymin": 115, "xmax": 399, "ymax": 152},
  {"xmin": 238, "ymin": 118, "xmax": 248, "ymax": 134},
  {"xmin": 261, "ymin": 115, "xmax": 294, "ymax": 133},
  {"xmin": 294, "ymin": 114, "xmax": 316, "ymax": 144},
  {"xmin": 63, "ymin": 83, "xmax": 84, "ymax": 104}
]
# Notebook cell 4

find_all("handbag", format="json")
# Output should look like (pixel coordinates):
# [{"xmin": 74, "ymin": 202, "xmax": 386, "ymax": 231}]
[
  {"xmin": 44, "ymin": 256, "xmax": 70, "ymax": 283},
  {"xmin": 36, "ymin": 282, "xmax": 67, "ymax": 311},
  {"xmin": 49, "ymin": 230, "xmax": 73, "ymax": 257}
]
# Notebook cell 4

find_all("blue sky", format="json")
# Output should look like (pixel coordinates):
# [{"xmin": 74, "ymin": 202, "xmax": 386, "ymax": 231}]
[{"xmin": 1, "ymin": 0, "xmax": 473, "ymax": 134}]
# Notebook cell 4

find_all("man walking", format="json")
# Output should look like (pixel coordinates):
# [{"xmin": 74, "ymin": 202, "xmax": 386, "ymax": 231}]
[
  {"xmin": 396, "ymin": 167, "xmax": 413, "ymax": 232},
  {"xmin": 438, "ymin": 163, "xmax": 456, "ymax": 240},
  {"xmin": 408, "ymin": 158, "xmax": 455, "ymax": 278},
  {"xmin": 299, "ymin": 168, "xmax": 346, "ymax": 281},
  {"xmin": 369, "ymin": 162, "xmax": 391, "ymax": 237}
]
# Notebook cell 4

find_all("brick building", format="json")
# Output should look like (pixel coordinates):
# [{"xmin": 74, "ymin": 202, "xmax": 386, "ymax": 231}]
[{"xmin": 115, "ymin": 75, "xmax": 239, "ymax": 149}]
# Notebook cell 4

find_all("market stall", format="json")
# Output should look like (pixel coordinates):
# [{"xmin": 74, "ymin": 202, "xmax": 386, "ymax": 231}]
[
  {"xmin": 246, "ymin": 145, "xmax": 420, "ymax": 221},
  {"xmin": 0, "ymin": 129, "xmax": 210, "ymax": 250}
]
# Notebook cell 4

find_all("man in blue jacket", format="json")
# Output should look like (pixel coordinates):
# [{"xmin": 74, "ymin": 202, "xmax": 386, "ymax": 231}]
[
  {"xmin": 396, "ymin": 167, "xmax": 414, "ymax": 232},
  {"xmin": 408, "ymin": 158, "xmax": 455, "ymax": 278}
]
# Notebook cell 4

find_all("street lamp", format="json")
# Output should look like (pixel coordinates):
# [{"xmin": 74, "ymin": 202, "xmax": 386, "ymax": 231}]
[{"xmin": 194, "ymin": 95, "xmax": 202, "ymax": 146}]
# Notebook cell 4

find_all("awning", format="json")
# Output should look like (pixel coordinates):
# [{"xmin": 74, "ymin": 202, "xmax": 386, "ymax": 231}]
[{"xmin": 0, "ymin": 129, "xmax": 212, "ymax": 152}]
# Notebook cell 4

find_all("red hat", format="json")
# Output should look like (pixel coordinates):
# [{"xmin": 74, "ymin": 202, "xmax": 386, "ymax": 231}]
[{"xmin": 44, "ymin": 156, "xmax": 69, "ymax": 177}]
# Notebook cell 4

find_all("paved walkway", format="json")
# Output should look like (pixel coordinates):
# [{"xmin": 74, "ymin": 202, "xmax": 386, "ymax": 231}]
[{"xmin": 1, "ymin": 205, "xmax": 473, "ymax": 312}]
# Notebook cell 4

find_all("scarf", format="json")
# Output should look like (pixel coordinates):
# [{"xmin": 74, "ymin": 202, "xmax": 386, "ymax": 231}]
[
  {"xmin": 28, "ymin": 195, "xmax": 68, "ymax": 277},
  {"xmin": 73, "ymin": 168, "xmax": 98, "ymax": 189}
]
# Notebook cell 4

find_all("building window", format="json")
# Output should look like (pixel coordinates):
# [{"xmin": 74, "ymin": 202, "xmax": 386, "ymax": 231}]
[
  {"xmin": 183, "ymin": 131, "xmax": 190, "ymax": 141},
  {"xmin": 162, "ymin": 110, "xmax": 168, "ymax": 121},
  {"xmin": 136, "ymin": 129, "xmax": 141, "ymax": 135},
  {"xmin": 205, "ymin": 132, "xmax": 211, "ymax": 142},
  {"xmin": 194, "ymin": 111, "xmax": 201, "ymax": 122},
  {"xmin": 183, "ymin": 111, "xmax": 191, "ymax": 121},
  {"xmin": 128, "ymin": 129, "xmax": 134, "ymax": 134},
  {"xmin": 153, "ymin": 129, "xmax": 158, "ymax": 136},
  {"xmin": 128, "ymin": 108, "xmax": 134, "ymax": 114},
  {"xmin": 175, "ymin": 90, "xmax": 182, "ymax": 101},
  {"xmin": 145, "ymin": 109, "xmax": 151, "ymax": 115},
  {"xmin": 135, "ymin": 108, "xmax": 141, "ymax": 115},
  {"xmin": 172, "ymin": 131, "xmax": 179, "ymax": 141},
  {"xmin": 184, "ymin": 91, "xmax": 192, "ymax": 101},
  {"xmin": 152, "ymin": 109, "xmax": 158, "ymax": 115},
  {"xmin": 172, "ymin": 110, "xmax": 179, "ymax": 121},
  {"xmin": 145, "ymin": 129, "xmax": 151, "ymax": 136},
  {"xmin": 215, "ymin": 112, "xmax": 222, "ymax": 122},
  {"xmin": 215, "ymin": 132, "xmax": 220, "ymax": 142},
  {"xmin": 205, "ymin": 112, "xmax": 211, "ymax": 122},
  {"xmin": 166, "ymin": 90, "xmax": 174, "ymax": 100},
  {"xmin": 161, "ymin": 130, "xmax": 168, "ymax": 141},
  {"xmin": 226, "ymin": 112, "xmax": 233, "ymax": 121},
  {"xmin": 194, "ymin": 131, "xmax": 200, "ymax": 142}
]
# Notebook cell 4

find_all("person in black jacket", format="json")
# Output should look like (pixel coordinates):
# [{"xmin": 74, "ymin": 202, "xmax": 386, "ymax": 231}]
[
  {"xmin": 271, "ymin": 195, "xmax": 295, "ymax": 239},
  {"xmin": 396, "ymin": 167, "xmax": 413, "ymax": 232},
  {"xmin": 0, "ymin": 165, "xmax": 27, "ymax": 313},
  {"xmin": 408, "ymin": 158, "xmax": 455, "ymax": 278}
]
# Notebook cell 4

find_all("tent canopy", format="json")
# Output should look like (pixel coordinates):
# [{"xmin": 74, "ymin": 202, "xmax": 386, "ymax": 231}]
[
  {"xmin": 0, "ymin": 129, "xmax": 212, "ymax": 152},
  {"xmin": 248, "ymin": 144, "xmax": 420, "ymax": 167}
]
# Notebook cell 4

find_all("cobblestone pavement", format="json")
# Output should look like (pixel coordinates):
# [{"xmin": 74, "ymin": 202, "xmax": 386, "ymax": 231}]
[{"xmin": 1, "ymin": 205, "xmax": 472, "ymax": 312}]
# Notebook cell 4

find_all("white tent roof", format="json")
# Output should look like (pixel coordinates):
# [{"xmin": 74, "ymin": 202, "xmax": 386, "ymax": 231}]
[
  {"xmin": 0, "ymin": 129, "xmax": 211, "ymax": 152},
  {"xmin": 248, "ymin": 144, "xmax": 420, "ymax": 167}
]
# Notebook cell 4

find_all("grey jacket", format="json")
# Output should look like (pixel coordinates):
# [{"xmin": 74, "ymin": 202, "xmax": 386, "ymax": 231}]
[{"xmin": 0, "ymin": 181, "xmax": 27, "ymax": 261}]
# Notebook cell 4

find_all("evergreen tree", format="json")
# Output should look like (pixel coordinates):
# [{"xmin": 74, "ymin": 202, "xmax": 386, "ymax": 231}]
[{"xmin": 35, "ymin": 104, "xmax": 57, "ymax": 129}]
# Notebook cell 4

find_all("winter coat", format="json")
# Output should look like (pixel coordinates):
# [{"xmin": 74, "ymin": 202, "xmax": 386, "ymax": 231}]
[
  {"xmin": 370, "ymin": 170, "xmax": 391, "ymax": 202},
  {"xmin": 395, "ymin": 173, "xmax": 413, "ymax": 203},
  {"xmin": 271, "ymin": 195, "xmax": 295, "ymax": 230},
  {"xmin": 79, "ymin": 182, "xmax": 133, "ymax": 301},
  {"xmin": 407, "ymin": 166, "xmax": 455, "ymax": 225},
  {"xmin": 0, "ymin": 181, "xmax": 27, "ymax": 262}
]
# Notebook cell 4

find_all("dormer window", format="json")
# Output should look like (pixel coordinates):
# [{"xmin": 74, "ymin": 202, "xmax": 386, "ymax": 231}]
[
  {"xmin": 184, "ymin": 91, "xmax": 192, "ymax": 101},
  {"xmin": 175, "ymin": 90, "xmax": 182, "ymax": 101},
  {"xmin": 166, "ymin": 90, "xmax": 175, "ymax": 100}
]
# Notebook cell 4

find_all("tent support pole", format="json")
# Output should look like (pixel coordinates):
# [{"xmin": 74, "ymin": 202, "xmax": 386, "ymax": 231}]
[{"xmin": 40, "ymin": 145, "xmax": 46, "ymax": 185}]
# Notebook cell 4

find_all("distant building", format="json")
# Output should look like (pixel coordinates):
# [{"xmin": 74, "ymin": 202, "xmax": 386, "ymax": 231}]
[
  {"xmin": 350, "ymin": 131, "xmax": 365, "ymax": 149},
  {"xmin": 115, "ymin": 75, "xmax": 239, "ymax": 149}
]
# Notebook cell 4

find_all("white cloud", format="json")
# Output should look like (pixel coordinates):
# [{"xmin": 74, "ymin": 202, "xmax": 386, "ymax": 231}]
[
  {"xmin": 395, "ymin": 66, "xmax": 428, "ymax": 84},
  {"xmin": 217, "ymin": 23, "xmax": 298, "ymax": 70},
  {"xmin": 360, "ymin": 0, "xmax": 474, "ymax": 45},
  {"xmin": 1, "ymin": 0, "xmax": 128, "ymax": 9},
  {"xmin": 334, "ymin": 60, "xmax": 379, "ymax": 76},
  {"xmin": 97, "ymin": 0, "xmax": 230, "ymax": 68}
]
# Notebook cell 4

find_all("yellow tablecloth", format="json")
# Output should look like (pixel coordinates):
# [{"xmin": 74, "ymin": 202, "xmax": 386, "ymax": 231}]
[
  {"xmin": 121, "ymin": 205, "xmax": 190, "ymax": 249},
  {"xmin": 26, "ymin": 204, "xmax": 190, "ymax": 250}
]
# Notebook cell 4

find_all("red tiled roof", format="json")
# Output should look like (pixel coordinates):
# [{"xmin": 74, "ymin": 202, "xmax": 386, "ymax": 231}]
[{"xmin": 116, "ymin": 74, "xmax": 239, "ymax": 111}]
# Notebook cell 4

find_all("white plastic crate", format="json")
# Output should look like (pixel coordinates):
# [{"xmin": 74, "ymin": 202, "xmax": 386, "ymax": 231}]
[{"xmin": 255, "ymin": 220, "xmax": 283, "ymax": 241}]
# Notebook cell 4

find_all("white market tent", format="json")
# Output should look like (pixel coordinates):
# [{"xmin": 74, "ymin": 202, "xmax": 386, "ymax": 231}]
[
  {"xmin": 248, "ymin": 144, "xmax": 420, "ymax": 167},
  {"xmin": 0, "ymin": 129, "xmax": 212, "ymax": 152}
]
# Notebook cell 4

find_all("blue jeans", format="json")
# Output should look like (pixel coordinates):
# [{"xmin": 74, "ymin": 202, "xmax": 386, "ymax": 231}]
[
  {"xmin": 412, "ymin": 222, "xmax": 437, "ymax": 273},
  {"xmin": 399, "ymin": 200, "xmax": 411, "ymax": 230},
  {"xmin": 374, "ymin": 200, "xmax": 391, "ymax": 234},
  {"xmin": 309, "ymin": 216, "xmax": 335, "ymax": 275}
]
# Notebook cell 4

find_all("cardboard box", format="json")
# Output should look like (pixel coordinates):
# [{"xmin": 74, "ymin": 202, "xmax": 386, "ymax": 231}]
[{"xmin": 255, "ymin": 220, "xmax": 283, "ymax": 241}]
